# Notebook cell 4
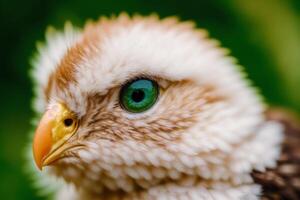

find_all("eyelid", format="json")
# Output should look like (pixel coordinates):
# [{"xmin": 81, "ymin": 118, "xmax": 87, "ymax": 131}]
[
  {"xmin": 120, "ymin": 75, "xmax": 171, "ymax": 90},
  {"xmin": 121, "ymin": 75, "xmax": 154, "ymax": 87}
]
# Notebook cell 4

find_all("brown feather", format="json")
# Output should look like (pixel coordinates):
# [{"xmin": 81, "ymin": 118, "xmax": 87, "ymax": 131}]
[
  {"xmin": 45, "ymin": 14, "xmax": 206, "ymax": 96},
  {"xmin": 252, "ymin": 108, "xmax": 300, "ymax": 200}
]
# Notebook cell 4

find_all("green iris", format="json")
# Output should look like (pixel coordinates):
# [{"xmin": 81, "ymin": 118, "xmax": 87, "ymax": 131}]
[{"xmin": 120, "ymin": 79, "xmax": 159, "ymax": 113}]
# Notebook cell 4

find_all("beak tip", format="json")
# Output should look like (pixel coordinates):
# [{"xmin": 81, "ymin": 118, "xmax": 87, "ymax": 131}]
[
  {"xmin": 36, "ymin": 160, "xmax": 43, "ymax": 171},
  {"xmin": 36, "ymin": 164, "xmax": 42, "ymax": 171},
  {"xmin": 32, "ymin": 110, "xmax": 54, "ymax": 172},
  {"xmin": 33, "ymin": 152, "xmax": 43, "ymax": 171}
]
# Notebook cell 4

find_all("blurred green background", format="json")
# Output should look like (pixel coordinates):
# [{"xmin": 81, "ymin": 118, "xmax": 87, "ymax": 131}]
[{"xmin": 0, "ymin": 0, "xmax": 299, "ymax": 199}]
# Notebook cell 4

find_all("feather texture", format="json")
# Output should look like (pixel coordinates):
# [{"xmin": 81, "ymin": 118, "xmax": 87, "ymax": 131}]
[
  {"xmin": 28, "ymin": 14, "xmax": 287, "ymax": 200},
  {"xmin": 252, "ymin": 109, "xmax": 300, "ymax": 200}
]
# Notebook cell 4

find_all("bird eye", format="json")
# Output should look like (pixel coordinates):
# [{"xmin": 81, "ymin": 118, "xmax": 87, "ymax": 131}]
[
  {"xmin": 120, "ymin": 78, "xmax": 159, "ymax": 113},
  {"xmin": 63, "ymin": 118, "xmax": 74, "ymax": 127}
]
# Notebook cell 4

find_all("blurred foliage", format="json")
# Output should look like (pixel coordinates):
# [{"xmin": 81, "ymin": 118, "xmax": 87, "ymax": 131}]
[{"xmin": 0, "ymin": 0, "xmax": 299, "ymax": 199}]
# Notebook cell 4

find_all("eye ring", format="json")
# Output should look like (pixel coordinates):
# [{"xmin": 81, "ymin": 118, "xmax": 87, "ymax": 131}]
[{"xmin": 119, "ymin": 78, "xmax": 159, "ymax": 113}]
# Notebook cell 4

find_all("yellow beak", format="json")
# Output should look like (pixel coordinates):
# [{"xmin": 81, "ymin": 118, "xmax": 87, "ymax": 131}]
[{"xmin": 32, "ymin": 103, "xmax": 78, "ymax": 170}]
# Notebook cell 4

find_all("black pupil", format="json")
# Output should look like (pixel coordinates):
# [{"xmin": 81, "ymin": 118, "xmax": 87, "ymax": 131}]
[
  {"xmin": 64, "ymin": 118, "xmax": 73, "ymax": 127},
  {"xmin": 131, "ymin": 89, "xmax": 145, "ymax": 102}
]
